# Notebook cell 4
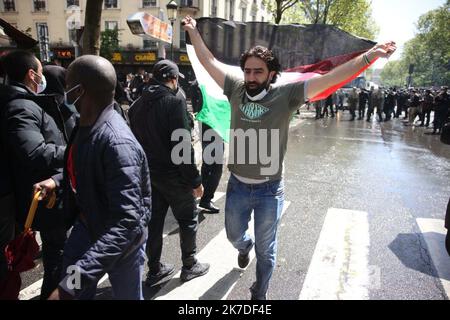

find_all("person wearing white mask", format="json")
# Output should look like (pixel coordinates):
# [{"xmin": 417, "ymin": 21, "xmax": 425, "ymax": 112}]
[
  {"xmin": 183, "ymin": 15, "xmax": 396, "ymax": 300},
  {"xmin": 0, "ymin": 50, "xmax": 68, "ymax": 299}
]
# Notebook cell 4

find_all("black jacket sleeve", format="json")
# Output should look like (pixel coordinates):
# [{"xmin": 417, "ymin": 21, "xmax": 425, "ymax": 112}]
[
  {"xmin": 5, "ymin": 99, "xmax": 65, "ymax": 170},
  {"xmin": 167, "ymin": 96, "xmax": 201, "ymax": 188}
]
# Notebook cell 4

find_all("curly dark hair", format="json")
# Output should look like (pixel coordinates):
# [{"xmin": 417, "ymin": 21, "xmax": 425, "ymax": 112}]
[{"xmin": 240, "ymin": 46, "xmax": 281, "ymax": 84}]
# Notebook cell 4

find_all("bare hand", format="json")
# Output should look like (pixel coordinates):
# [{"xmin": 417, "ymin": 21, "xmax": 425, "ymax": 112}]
[
  {"xmin": 33, "ymin": 178, "xmax": 56, "ymax": 201},
  {"xmin": 193, "ymin": 184, "xmax": 204, "ymax": 199},
  {"xmin": 182, "ymin": 15, "xmax": 197, "ymax": 32},
  {"xmin": 369, "ymin": 41, "xmax": 397, "ymax": 60}
]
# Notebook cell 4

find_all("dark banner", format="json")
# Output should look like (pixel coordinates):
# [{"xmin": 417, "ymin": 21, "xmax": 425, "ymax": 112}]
[{"xmin": 187, "ymin": 18, "xmax": 376, "ymax": 70}]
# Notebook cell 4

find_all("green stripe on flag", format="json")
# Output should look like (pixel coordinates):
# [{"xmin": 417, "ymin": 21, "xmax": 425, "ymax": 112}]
[{"xmin": 195, "ymin": 84, "xmax": 231, "ymax": 142}]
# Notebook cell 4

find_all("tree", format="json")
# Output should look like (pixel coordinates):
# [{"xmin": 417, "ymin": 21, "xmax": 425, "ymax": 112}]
[
  {"xmin": 264, "ymin": 0, "xmax": 378, "ymax": 40},
  {"xmin": 326, "ymin": 0, "xmax": 378, "ymax": 40},
  {"xmin": 380, "ymin": 60, "xmax": 408, "ymax": 87},
  {"xmin": 100, "ymin": 28, "xmax": 119, "ymax": 61},
  {"xmin": 263, "ymin": 0, "xmax": 302, "ymax": 24},
  {"xmin": 82, "ymin": 0, "xmax": 103, "ymax": 55},
  {"xmin": 380, "ymin": 2, "xmax": 450, "ymax": 87}
]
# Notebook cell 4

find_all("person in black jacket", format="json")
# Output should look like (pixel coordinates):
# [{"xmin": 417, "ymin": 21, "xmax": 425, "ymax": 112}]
[
  {"xmin": 33, "ymin": 55, "xmax": 151, "ymax": 300},
  {"xmin": 129, "ymin": 59, "xmax": 210, "ymax": 286},
  {"xmin": 0, "ymin": 50, "xmax": 70, "ymax": 299},
  {"xmin": 190, "ymin": 79, "xmax": 224, "ymax": 213}
]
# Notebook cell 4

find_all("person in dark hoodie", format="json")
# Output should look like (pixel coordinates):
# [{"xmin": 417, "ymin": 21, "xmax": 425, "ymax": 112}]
[
  {"xmin": 33, "ymin": 55, "xmax": 151, "ymax": 300},
  {"xmin": 42, "ymin": 65, "xmax": 77, "ymax": 141},
  {"xmin": 0, "ymin": 50, "xmax": 69, "ymax": 299},
  {"xmin": 129, "ymin": 59, "xmax": 210, "ymax": 286}
]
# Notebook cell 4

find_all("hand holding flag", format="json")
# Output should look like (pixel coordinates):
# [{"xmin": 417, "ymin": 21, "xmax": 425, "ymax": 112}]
[{"xmin": 367, "ymin": 41, "xmax": 397, "ymax": 60}]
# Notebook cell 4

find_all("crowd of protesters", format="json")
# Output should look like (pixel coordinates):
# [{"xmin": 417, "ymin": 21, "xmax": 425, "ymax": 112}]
[
  {"xmin": 311, "ymin": 86, "xmax": 450, "ymax": 134},
  {"xmin": 0, "ymin": 19, "xmax": 447, "ymax": 300}
]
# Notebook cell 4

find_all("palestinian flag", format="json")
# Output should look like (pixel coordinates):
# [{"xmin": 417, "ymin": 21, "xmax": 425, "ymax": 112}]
[{"xmin": 187, "ymin": 18, "xmax": 377, "ymax": 142}]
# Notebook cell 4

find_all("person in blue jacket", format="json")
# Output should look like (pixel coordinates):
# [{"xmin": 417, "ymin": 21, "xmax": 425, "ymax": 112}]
[{"xmin": 33, "ymin": 55, "xmax": 151, "ymax": 300}]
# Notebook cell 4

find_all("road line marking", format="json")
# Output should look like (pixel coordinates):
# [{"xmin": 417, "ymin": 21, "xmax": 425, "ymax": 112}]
[
  {"xmin": 416, "ymin": 218, "xmax": 450, "ymax": 298},
  {"xmin": 299, "ymin": 208, "xmax": 370, "ymax": 300},
  {"xmin": 19, "ymin": 279, "xmax": 43, "ymax": 300},
  {"xmin": 154, "ymin": 201, "xmax": 291, "ymax": 300}
]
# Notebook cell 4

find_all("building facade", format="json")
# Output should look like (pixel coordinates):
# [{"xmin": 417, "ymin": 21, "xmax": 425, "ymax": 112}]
[{"xmin": 0, "ymin": 0, "xmax": 272, "ymax": 79}]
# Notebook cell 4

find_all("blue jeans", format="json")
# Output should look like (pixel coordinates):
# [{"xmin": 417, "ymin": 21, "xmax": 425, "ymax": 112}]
[
  {"xmin": 225, "ymin": 174, "xmax": 284, "ymax": 299},
  {"xmin": 62, "ymin": 221, "xmax": 146, "ymax": 300}
]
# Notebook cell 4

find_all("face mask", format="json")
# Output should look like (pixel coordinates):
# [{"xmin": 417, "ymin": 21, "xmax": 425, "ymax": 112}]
[
  {"xmin": 64, "ymin": 84, "xmax": 83, "ymax": 112},
  {"xmin": 246, "ymin": 88, "xmax": 268, "ymax": 101},
  {"xmin": 32, "ymin": 71, "xmax": 47, "ymax": 93},
  {"xmin": 245, "ymin": 76, "xmax": 272, "ymax": 101}
]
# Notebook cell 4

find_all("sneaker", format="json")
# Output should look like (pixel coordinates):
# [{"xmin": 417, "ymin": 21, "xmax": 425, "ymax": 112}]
[
  {"xmin": 145, "ymin": 263, "xmax": 175, "ymax": 287},
  {"xmin": 180, "ymin": 262, "xmax": 210, "ymax": 282},
  {"xmin": 238, "ymin": 251, "xmax": 250, "ymax": 268}
]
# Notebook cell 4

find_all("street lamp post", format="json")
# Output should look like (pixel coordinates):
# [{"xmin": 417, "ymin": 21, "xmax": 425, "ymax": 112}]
[{"xmin": 166, "ymin": 0, "xmax": 178, "ymax": 61}]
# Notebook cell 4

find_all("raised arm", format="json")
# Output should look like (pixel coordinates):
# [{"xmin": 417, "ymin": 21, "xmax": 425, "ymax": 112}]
[
  {"xmin": 306, "ymin": 42, "xmax": 397, "ymax": 100},
  {"xmin": 182, "ymin": 16, "xmax": 227, "ymax": 89}
]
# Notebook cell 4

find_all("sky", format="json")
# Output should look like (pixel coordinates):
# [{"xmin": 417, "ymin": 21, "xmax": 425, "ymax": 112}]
[{"xmin": 370, "ymin": 0, "xmax": 446, "ymax": 69}]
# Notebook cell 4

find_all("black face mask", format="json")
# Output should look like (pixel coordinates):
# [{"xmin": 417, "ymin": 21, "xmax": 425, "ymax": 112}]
[{"xmin": 245, "ymin": 76, "xmax": 271, "ymax": 97}]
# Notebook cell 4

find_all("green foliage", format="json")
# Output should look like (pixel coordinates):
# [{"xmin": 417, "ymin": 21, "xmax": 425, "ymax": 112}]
[
  {"xmin": 381, "ymin": 2, "xmax": 449, "ymax": 87},
  {"xmin": 380, "ymin": 60, "xmax": 408, "ymax": 87},
  {"xmin": 327, "ymin": 0, "xmax": 378, "ymax": 40},
  {"xmin": 100, "ymin": 27, "xmax": 119, "ymax": 61},
  {"xmin": 264, "ymin": 0, "xmax": 378, "ymax": 40}
]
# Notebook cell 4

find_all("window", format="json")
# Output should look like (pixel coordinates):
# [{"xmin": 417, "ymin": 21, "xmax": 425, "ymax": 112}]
[
  {"xmin": 66, "ymin": 0, "xmax": 79, "ymax": 7},
  {"xmin": 36, "ymin": 22, "xmax": 50, "ymax": 61},
  {"xmin": 142, "ymin": 0, "xmax": 156, "ymax": 7},
  {"xmin": 229, "ymin": 0, "xmax": 235, "ymax": 20},
  {"xmin": 2, "ymin": 0, "xmax": 15, "ymax": 12},
  {"xmin": 36, "ymin": 22, "xmax": 48, "ymax": 39},
  {"xmin": 105, "ymin": 21, "xmax": 118, "ymax": 30},
  {"xmin": 104, "ymin": 0, "xmax": 118, "ymax": 9},
  {"xmin": 33, "ymin": 0, "xmax": 46, "ymax": 12},
  {"xmin": 180, "ymin": 0, "xmax": 193, "ymax": 6},
  {"xmin": 143, "ymin": 39, "xmax": 157, "ymax": 49},
  {"xmin": 241, "ymin": 7, "xmax": 247, "ymax": 22},
  {"xmin": 210, "ymin": 0, "xmax": 217, "ymax": 17}
]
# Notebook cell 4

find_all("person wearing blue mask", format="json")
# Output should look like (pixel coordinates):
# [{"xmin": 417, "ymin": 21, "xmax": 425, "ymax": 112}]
[{"xmin": 0, "ymin": 50, "xmax": 69, "ymax": 299}]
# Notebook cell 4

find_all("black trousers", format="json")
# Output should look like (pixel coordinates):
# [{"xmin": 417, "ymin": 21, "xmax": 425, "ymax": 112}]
[
  {"xmin": 200, "ymin": 123, "xmax": 224, "ymax": 204},
  {"xmin": 39, "ymin": 225, "xmax": 67, "ymax": 300},
  {"xmin": 146, "ymin": 173, "xmax": 198, "ymax": 271}
]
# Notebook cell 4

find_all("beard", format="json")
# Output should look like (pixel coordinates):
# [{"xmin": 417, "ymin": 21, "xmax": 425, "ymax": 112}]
[{"xmin": 245, "ymin": 78, "xmax": 270, "ymax": 97}]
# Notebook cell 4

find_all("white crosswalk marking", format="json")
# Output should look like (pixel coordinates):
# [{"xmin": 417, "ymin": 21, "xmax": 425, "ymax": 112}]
[
  {"xmin": 299, "ymin": 208, "xmax": 370, "ymax": 300},
  {"xmin": 416, "ymin": 218, "xmax": 450, "ymax": 298},
  {"xmin": 154, "ymin": 201, "xmax": 291, "ymax": 300},
  {"xmin": 18, "ymin": 279, "xmax": 42, "ymax": 300}
]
